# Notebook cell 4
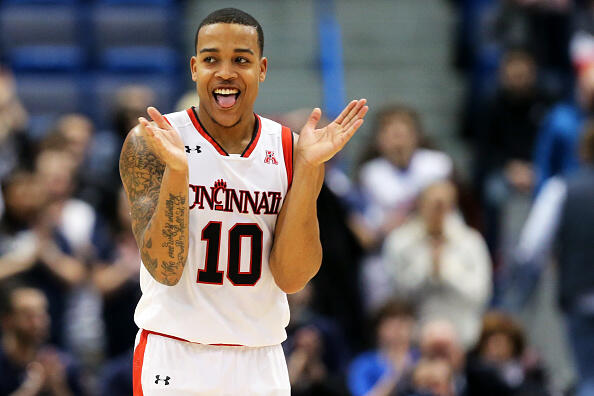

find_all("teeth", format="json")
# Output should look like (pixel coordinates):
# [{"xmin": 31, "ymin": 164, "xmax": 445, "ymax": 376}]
[{"xmin": 214, "ymin": 88, "xmax": 239, "ymax": 95}]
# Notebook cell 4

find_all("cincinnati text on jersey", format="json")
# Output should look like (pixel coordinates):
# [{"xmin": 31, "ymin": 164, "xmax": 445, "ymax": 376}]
[{"xmin": 189, "ymin": 179, "xmax": 283, "ymax": 215}]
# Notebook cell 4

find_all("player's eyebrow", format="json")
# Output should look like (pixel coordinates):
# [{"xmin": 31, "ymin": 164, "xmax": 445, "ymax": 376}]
[
  {"xmin": 199, "ymin": 48, "xmax": 219, "ymax": 53},
  {"xmin": 234, "ymin": 48, "xmax": 254, "ymax": 55}
]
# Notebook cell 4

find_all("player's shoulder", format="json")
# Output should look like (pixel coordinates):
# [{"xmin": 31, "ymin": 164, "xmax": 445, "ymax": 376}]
[
  {"xmin": 256, "ymin": 114, "xmax": 287, "ymax": 136},
  {"xmin": 162, "ymin": 108, "xmax": 193, "ymax": 128}
]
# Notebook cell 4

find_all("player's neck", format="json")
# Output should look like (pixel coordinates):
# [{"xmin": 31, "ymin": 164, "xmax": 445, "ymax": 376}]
[{"xmin": 197, "ymin": 108, "xmax": 256, "ymax": 155}]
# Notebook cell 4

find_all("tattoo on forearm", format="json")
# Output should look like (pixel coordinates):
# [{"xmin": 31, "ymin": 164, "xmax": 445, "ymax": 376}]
[
  {"xmin": 120, "ymin": 132, "xmax": 188, "ymax": 285},
  {"xmin": 120, "ymin": 133, "xmax": 165, "ymax": 241},
  {"xmin": 162, "ymin": 193, "xmax": 186, "ymax": 259}
]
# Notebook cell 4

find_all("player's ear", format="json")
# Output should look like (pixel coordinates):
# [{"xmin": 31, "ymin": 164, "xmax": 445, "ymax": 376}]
[
  {"xmin": 259, "ymin": 57, "xmax": 267, "ymax": 82},
  {"xmin": 190, "ymin": 56, "xmax": 198, "ymax": 82}
]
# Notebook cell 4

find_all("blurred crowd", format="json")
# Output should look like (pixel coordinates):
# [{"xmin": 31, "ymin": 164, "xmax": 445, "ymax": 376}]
[{"xmin": 2, "ymin": 0, "xmax": 594, "ymax": 395}]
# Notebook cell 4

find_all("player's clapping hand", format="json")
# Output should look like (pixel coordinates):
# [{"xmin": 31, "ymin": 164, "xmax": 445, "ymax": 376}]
[
  {"xmin": 296, "ymin": 99, "xmax": 368, "ymax": 166},
  {"xmin": 138, "ymin": 106, "xmax": 188, "ymax": 172}
]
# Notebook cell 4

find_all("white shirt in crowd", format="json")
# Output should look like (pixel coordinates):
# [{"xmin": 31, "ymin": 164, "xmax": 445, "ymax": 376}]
[
  {"xmin": 359, "ymin": 149, "xmax": 453, "ymax": 229},
  {"xmin": 382, "ymin": 214, "xmax": 492, "ymax": 349}
]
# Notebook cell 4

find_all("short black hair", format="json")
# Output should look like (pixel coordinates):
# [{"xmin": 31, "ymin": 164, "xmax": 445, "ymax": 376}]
[{"xmin": 195, "ymin": 8, "xmax": 264, "ymax": 56}]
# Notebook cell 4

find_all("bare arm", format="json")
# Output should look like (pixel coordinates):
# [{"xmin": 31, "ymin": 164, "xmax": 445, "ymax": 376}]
[
  {"xmin": 119, "ymin": 107, "xmax": 189, "ymax": 286},
  {"xmin": 270, "ymin": 100, "xmax": 368, "ymax": 293}
]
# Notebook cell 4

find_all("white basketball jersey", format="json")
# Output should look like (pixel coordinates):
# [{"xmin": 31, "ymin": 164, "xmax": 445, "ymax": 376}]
[{"xmin": 134, "ymin": 107, "xmax": 293, "ymax": 347}]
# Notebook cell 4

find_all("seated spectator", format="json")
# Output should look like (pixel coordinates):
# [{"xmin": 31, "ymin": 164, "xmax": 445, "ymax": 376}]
[
  {"xmin": 39, "ymin": 114, "xmax": 118, "ymax": 220},
  {"xmin": 92, "ymin": 188, "xmax": 141, "ymax": 359},
  {"xmin": 0, "ymin": 286, "xmax": 84, "ymax": 395},
  {"xmin": 356, "ymin": 105, "xmax": 453, "ymax": 250},
  {"xmin": 0, "ymin": 170, "xmax": 86, "ymax": 347},
  {"xmin": 398, "ymin": 358, "xmax": 456, "ymax": 396},
  {"xmin": 417, "ymin": 320, "xmax": 466, "ymax": 395},
  {"xmin": 465, "ymin": 311, "xmax": 550, "ymax": 396},
  {"xmin": 348, "ymin": 300, "xmax": 418, "ymax": 396},
  {"xmin": 0, "ymin": 171, "xmax": 46, "ymax": 281},
  {"xmin": 383, "ymin": 181, "xmax": 492, "ymax": 348},
  {"xmin": 356, "ymin": 105, "xmax": 453, "ymax": 311},
  {"xmin": 285, "ymin": 284, "xmax": 349, "ymax": 396}
]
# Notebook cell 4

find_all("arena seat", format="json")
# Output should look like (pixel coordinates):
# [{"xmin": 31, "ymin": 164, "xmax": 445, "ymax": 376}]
[
  {"xmin": 0, "ymin": 5, "xmax": 84, "ymax": 71},
  {"xmin": 90, "ymin": 4, "xmax": 179, "ymax": 73},
  {"xmin": 15, "ymin": 73, "xmax": 84, "ymax": 139}
]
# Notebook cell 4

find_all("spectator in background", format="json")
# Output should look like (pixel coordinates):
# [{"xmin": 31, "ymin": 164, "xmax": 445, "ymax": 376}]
[
  {"xmin": 533, "ymin": 64, "xmax": 594, "ymax": 191},
  {"xmin": 34, "ymin": 148, "xmax": 108, "ymax": 365},
  {"xmin": 348, "ymin": 300, "xmax": 418, "ymax": 396},
  {"xmin": 475, "ymin": 49, "xmax": 551, "ymax": 266},
  {"xmin": 514, "ymin": 120, "xmax": 594, "ymax": 396},
  {"xmin": 0, "ymin": 286, "xmax": 84, "ymax": 395},
  {"xmin": 0, "ymin": 170, "xmax": 86, "ymax": 347},
  {"xmin": 383, "ymin": 181, "xmax": 491, "ymax": 349},
  {"xmin": 112, "ymin": 85, "xmax": 156, "ymax": 141},
  {"xmin": 357, "ymin": 105, "xmax": 453, "ymax": 250},
  {"xmin": 493, "ymin": 0, "xmax": 572, "ymax": 97},
  {"xmin": 356, "ymin": 105, "xmax": 453, "ymax": 312},
  {"xmin": 416, "ymin": 320, "xmax": 466, "ymax": 395},
  {"xmin": 477, "ymin": 51, "xmax": 550, "ymax": 243},
  {"xmin": 92, "ymin": 188, "xmax": 141, "ymax": 359},
  {"xmin": 398, "ymin": 358, "xmax": 456, "ymax": 396},
  {"xmin": 465, "ymin": 311, "xmax": 550, "ymax": 396},
  {"xmin": 285, "ymin": 284, "xmax": 349, "ymax": 396}
]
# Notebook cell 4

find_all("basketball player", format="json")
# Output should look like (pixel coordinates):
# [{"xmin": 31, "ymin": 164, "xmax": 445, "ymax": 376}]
[{"xmin": 120, "ymin": 8, "xmax": 368, "ymax": 395}]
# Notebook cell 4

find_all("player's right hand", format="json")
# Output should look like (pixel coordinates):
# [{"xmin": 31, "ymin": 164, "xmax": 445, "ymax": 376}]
[{"xmin": 138, "ymin": 106, "xmax": 188, "ymax": 172}]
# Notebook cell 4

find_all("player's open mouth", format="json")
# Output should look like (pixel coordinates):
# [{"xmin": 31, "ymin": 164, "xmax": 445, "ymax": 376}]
[{"xmin": 213, "ymin": 88, "xmax": 240, "ymax": 109}]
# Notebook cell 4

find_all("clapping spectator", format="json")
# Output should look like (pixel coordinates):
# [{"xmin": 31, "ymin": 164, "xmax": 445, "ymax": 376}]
[
  {"xmin": 383, "ymin": 181, "xmax": 492, "ymax": 348},
  {"xmin": 348, "ymin": 301, "xmax": 418, "ymax": 396},
  {"xmin": 356, "ymin": 105, "xmax": 453, "ymax": 311},
  {"xmin": 356, "ymin": 105, "xmax": 453, "ymax": 250},
  {"xmin": 0, "ymin": 170, "xmax": 86, "ymax": 347},
  {"xmin": 0, "ymin": 286, "xmax": 84, "ymax": 395}
]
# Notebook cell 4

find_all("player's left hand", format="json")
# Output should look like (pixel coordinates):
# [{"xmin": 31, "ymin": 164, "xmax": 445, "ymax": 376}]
[{"xmin": 296, "ymin": 99, "xmax": 368, "ymax": 166}]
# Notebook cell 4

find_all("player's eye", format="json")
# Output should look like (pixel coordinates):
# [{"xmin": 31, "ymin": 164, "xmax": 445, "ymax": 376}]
[
  {"xmin": 203, "ymin": 56, "xmax": 216, "ymax": 64},
  {"xmin": 235, "ymin": 57, "xmax": 248, "ymax": 64}
]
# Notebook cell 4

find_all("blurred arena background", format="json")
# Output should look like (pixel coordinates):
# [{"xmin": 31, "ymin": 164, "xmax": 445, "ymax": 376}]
[{"xmin": 1, "ymin": 0, "xmax": 593, "ymax": 395}]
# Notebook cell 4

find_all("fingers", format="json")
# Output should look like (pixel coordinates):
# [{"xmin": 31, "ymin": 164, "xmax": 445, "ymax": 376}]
[
  {"xmin": 339, "ymin": 118, "xmax": 365, "ymax": 147},
  {"xmin": 304, "ymin": 107, "xmax": 322, "ymax": 131},
  {"xmin": 340, "ymin": 99, "xmax": 367, "ymax": 128},
  {"xmin": 333, "ymin": 100, "xmax": 358, "ymax": 125},
  {"xmin": 342, "ymin": 104, "xmax": 369, "ymax": 132},
  {"xmin": 147, "ymin": 106, "xmax": 171, "ymax": 130},
  {"xmin": 137, "ymin": 117, "xmax": 155, "ymax": 137}
]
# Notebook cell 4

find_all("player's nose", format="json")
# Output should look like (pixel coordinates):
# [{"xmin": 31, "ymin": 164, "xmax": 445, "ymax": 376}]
[{"xmin": 215, "ymin": 61, "xmax": 237, "ymax": 80}]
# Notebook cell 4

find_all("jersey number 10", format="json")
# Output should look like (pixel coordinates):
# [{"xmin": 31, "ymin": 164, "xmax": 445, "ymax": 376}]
[{"xmin": 198, "ymin": 222, "xmax": 262, "ymax": 286}]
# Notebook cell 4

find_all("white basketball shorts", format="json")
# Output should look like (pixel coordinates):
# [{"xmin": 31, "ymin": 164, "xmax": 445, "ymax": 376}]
[{"xmin": 133, "ymin": 329, "xmax": 290, "ymax": 396}]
